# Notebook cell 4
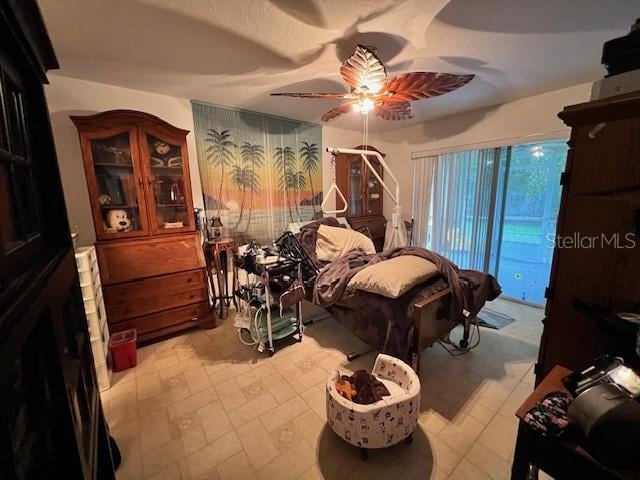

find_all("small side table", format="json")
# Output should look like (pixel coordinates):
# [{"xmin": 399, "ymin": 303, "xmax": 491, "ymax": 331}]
[
  {"xmin": 512, "ymin": 365, "xmax": 639, "ymax": 480},
  {"xmin": 204, "ymin": 237, "xmax": 238, "ymax": 319}
]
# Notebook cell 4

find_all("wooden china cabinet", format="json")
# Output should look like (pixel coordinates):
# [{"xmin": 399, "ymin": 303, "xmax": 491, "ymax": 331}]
[
  {"xmin": 72, "ymin": 110, "xmax": 214, "ymax": 343},
  {"xmin": 335, "ymin": 145, "xmax": 386, "ymax": 250},
  {"xmin": 0, "ymin": 1, "xmax": 115, "ymax": 478}
]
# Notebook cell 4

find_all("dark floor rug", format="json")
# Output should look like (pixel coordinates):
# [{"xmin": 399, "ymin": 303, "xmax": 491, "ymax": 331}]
[{"xmin": 477, "ymin": 308, "xmax": 516, "ymax": 330}]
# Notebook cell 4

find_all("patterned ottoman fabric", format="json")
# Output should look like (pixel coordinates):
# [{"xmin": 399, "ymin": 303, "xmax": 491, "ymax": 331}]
[{"xmin": 326, "ymin": 354, "xmax": 421, "ymax": 449}]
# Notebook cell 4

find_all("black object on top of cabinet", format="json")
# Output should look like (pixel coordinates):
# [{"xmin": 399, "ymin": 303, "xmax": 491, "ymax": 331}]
[
  {"xmin": 0, "ymin": 1, "xmax": 116, "ymax": 479},
  {"xmin": 602, "ymin": 18, "xmax": 640, "ymax": 77}
]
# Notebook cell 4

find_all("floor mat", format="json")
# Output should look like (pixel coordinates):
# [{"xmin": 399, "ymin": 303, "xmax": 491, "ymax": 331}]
[{"xmin": 477, "ymin": 308, "xmax": 516, "ymax": 330}]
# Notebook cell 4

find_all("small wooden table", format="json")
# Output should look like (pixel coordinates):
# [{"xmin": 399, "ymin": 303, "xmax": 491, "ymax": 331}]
[
  {"xmin": 512, "ymin": 365, "xmax": 639, "ymax": 480},
  {"xmin": 204, "ymin": 237, "xmax": 238, "ymax": 319}
]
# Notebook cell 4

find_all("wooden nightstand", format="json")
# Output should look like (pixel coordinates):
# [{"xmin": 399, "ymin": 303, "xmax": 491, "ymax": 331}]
[{"xmin": 204, "ymin": 237, "xmax": 238, "ymax": 319}]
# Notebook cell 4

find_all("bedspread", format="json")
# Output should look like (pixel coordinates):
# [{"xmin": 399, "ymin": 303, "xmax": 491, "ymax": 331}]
[{"xmin": 312, "ymin": 246, "xmax": 501, "ymax": 358}]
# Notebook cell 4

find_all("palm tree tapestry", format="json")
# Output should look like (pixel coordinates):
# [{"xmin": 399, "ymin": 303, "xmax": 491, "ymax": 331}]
[{"xmin": 192, "ymin": 102, "xmax": 322, "ymax": 243}]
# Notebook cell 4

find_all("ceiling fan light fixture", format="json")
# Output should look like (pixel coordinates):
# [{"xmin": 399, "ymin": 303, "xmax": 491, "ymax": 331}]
[
  {"xmin": 271, "ymin": 44, "xmax": 475, "ymax": 123},
  {"xmin": 354, "ymin": 97, "xmax": 374, "ymax": 114}
]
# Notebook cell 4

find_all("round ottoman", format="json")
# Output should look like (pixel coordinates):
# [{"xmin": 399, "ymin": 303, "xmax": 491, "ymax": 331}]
[{"xmin": 326, "ymin": 354, "xmax": 420, "ymax": 459}]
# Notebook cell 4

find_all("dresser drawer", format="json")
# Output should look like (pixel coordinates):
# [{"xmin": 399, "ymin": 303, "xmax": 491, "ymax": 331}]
[
  {"xmin": 107, "ymin": 286, "xmax": 207, "ymax": 322},
  {"xmin": 104, "ymin": 269, "xmax": 206, "ymax": 305},
  {"xmin": 109, "ymin": 301, "xmax": 210, "ymax": 341},
  {"xmin": 97, "ymin": 234, "xmax": 205, "ymax": 284}
]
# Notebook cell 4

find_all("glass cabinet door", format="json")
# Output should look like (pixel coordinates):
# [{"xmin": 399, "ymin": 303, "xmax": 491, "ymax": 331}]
[
  {"xmin": 347, "ymin": 157, "xmax": 364, "ymax": 216},
  {"xmin": 365, "ymin": 160, "xmax": 383, "ymax": 215},
  {"xmin": 141, "ymin": 131, "xmax": 192, "ymax": 234},
  {"xmin": 0, "ymin": 73, "xmax": 43, "ymax": 256},
  {"xmin": 86, "ymin": 128, "xmax": 148, "ymax": 239}
]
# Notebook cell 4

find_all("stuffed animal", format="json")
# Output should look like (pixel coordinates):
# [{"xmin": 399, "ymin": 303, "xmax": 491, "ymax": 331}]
[
  {"xmin": 106, "ymin": 209, "xmax": 132, "ymax": 232},
  {"xmin": 335, "ymin": 371, "xmax": 391, "ymax": 404},
  {"xmin": 336, "ymin": 375, "xmax": 357, "ymax": 401}
]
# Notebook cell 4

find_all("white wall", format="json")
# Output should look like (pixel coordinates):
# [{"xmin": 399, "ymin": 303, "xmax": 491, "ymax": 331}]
[
  {"xmin": 376, "ymin": 82, "xmax": 593, "ymax": 219},
  {"xmin": 45, "ymin": 75, "xmax": 363, "ymax": 245},
  {"xmin": 46, "ymin": 74, "xmax": 591, "ymax": 244}
]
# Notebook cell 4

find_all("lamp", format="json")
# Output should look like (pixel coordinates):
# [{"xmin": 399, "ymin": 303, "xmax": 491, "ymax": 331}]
[{"xmin": 210, "ymin": 216, "xmax": 224, "ymax": 240}]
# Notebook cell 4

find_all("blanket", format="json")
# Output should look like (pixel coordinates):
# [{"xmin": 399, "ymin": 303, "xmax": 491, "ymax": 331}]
[{"xmin": 314, "ymin": 246, "xmax": 500, "ymax": 328}]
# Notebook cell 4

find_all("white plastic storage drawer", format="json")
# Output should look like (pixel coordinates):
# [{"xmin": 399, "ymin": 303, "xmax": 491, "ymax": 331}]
[
  {"xmin": 95, "ymin": 365, "xmax": 112, "ymax": 392},
  {"xmin": 91, "ymin": 321, "xmax": 110, "ymax": 365},
  {"xmin": 91, "ymin": 336, "xmax": 107, "ymax": 367},
  {"xmin": 86, "ymin": 298, "xmax": 108, "ymax": 341},
  {"xmin": 80, "ymin": 269, "xmax": 101, "ymax": 300},
  {"xmin": 83, "ymin": 290, "xmax": 104, "ymax": 318},
  {"xmin": 75, "ymin": 246, "xmax": 97, "ymax": 271},
  {"xmin": 85, "ymin": 302, "xmax": 102, "ymax": 338},
  {"xmin": 78, "ymin": 262, "xmax": 99, "ymax": 287}
]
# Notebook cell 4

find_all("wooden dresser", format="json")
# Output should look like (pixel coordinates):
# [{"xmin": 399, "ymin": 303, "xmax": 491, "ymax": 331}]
[
  {"xmin": 72, "ymin": 110, "xmax": 213, "ymax": 343},
  {"xmin": 335, "ymin": 145, "xmax": 387, "ymax": 250},
  {"xmin": 536, "ymin": 91, "xmax": 640, "ymax": 380}
]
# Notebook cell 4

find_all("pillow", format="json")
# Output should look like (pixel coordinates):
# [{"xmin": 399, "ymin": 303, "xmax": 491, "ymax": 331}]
[
  {"xmin": 316, "ymin": 224, "xmax": 375, "ymax": 261},
  {"xmin": 348, "ymin": 255, "xmax": 439, "ymax": 298}
]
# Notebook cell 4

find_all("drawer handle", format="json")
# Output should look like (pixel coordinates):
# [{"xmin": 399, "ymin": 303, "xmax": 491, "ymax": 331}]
[
  {"xmin": 149, "ymin": 241, "xmax": 157, "ymax": 247},
  {"xmin": 189, "ymin": 294, "xmax": 195, "ymax": 299},
  {"xmin": 588, "ymin": 122, "xmax": 606, "ymax": 139},
  {"xmin": 187, "ymin": 278, "xmax": 193, "ymax": 283}
]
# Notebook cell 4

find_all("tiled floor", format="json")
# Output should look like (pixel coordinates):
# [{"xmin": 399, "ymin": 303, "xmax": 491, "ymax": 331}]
[{"xmin": 102, "ymin": 297, "xmax": 546, "ymax": 480}]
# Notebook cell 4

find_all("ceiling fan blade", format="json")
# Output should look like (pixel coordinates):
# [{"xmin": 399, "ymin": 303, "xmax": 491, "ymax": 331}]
[
  {"xmin": 340, "ymin": 45, "xmax": 387, "ymax": 94},
  {"xmin": 321, "ymin": 102, "xmax": 355, "ymax": 122},
  {"xmin": 382, "ymin": 72, "xmax": 474, "ymax": 102},
  {"xmin": 270, "ymin": 92, "xmax": 353, "ymax": 99},
  {"xmin": 374, "ymin": 101, "xmax": 412, "ymax": 120}
]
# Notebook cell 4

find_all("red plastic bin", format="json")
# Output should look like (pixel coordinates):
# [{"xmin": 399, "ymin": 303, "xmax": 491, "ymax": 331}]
[{"xmin": 110, "ymin": 329, "xmax": 137, "ymax": 372}]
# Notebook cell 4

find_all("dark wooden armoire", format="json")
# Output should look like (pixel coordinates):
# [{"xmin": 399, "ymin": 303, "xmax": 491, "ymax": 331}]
[
  {"xmin": 536, "ymin": 91, "xmax": 640, "ymax": 381},
  {"xmin": 0, "ymin": 1, "xmax": 115, "ymax": 478}
]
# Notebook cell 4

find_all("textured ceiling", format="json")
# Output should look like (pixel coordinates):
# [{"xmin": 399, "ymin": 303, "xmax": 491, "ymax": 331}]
[{"xmin": 38, "ymin": 0, "xmax": 639, "ymax": 132}]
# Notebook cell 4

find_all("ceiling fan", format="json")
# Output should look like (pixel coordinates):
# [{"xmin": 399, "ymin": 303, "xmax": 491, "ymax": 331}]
[{"xmin": 271, "ymin": 45, "xmax": 475, "ymax": 122}]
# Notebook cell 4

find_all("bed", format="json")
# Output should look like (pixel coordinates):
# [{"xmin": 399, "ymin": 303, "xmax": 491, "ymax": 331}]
[{"xmin": 279, "ymin": 217, "xmax": 501, "ymax": 371}]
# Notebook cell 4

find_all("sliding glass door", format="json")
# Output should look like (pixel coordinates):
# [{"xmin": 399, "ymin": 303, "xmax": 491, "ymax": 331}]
[
  {"xmin": 413, "ymin": 139, "xmax": 568, "ymax": 305},
  {"xmin": 495, "ymin": 140, "xmax": 567, "ymax": 303}
]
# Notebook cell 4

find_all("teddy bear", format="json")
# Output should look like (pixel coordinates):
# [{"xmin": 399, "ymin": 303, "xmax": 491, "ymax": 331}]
[{"xmin": 105, "ymin": 209, "xmax": 132, "ymax": 232}]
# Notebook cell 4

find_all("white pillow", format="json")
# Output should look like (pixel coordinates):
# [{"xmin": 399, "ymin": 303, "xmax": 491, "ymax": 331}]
[
  {"xmin": 316, "ymin": 224, "xmax": 375, "ymax": 261},
  {"xmin": 348, "ymin": 255, "xmax": 439, "ymax": 298}
]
